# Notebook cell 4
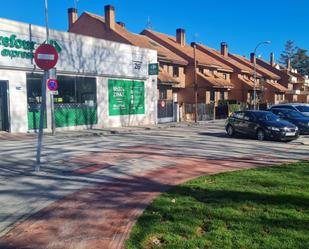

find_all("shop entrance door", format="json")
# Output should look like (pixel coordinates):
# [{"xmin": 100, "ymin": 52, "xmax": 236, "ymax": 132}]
[{"xmin": 0, "ymin": 81, "xmax": 9, "ymax": 131}]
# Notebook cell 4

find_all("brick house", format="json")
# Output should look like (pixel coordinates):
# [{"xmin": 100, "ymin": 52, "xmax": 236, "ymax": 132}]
[
  {"xmin": 257, "ymin": 54, "xmax": 309, "ymax": 103},
  {"xmin": 194, "ymin": 42, "xmax": 264, "ymax": 106},
  {"xmin": 227, "ymin": 52, "xmax": 287, "ymax": 106},
  {"xmin": 142, "ymin": 29, "xmax": 234, "ymax": 106}
]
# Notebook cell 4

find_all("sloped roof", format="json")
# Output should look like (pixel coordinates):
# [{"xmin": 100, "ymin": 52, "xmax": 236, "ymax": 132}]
[
  {"xmin": 266, "ymin": 81, "xmax": 288, "ymax": 92},
  {"xmin": 158, "ymin": 67, "xmax": 179, "ymax": 85},
  {"xmin": 196, "ymin": 44, "xmax": 263, "ymax": 76},
  {"xmin": 142, "ymin": 29, "xmax": 233, "ymax": 71},
  {"xmin": 237, "ymin": 75, "xmax": 260, "ymax": 89},
  {"xmin": 197, "ymin": 71, "xmax": 234, "ymax": 88},
  {"xmin": 230, "ymin": 54, "xmax": 280, "ymax": 80},
  {"xmin": 82, "ymin": 12, "xmax": 187, "ymax": 65}
]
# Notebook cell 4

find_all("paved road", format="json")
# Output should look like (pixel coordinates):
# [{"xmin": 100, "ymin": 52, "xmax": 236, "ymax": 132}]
[{"xmin": 0, "ymin": 121, "xmax": 308, "ymax": 248}]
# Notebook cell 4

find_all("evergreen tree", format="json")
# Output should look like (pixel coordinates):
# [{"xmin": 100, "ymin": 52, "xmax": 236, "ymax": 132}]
[
  {"xmin": 292, "ymin": 48, "xmax": 309, "ymax": 76},
  {"xmin": 279, "ymin": 40, "xmax": 297, "ymax": 66}
]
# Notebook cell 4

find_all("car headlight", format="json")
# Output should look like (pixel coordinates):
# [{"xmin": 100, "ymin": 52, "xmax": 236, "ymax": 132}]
[
  {"xmin": 267, "ymin": 126, "xmax": 280, "ymax": 131},
  {"xmin": 295, "ymin": 126, "xmax": 299, "ymax": 131}
]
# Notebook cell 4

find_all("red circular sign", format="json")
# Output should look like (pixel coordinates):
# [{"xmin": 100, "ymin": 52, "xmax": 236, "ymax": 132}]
[
  {"xmin": 34, "ymin": 44, "xmax": 58, "ymax": 70},
  {"xmin": 160, "ymin": 100, "xmax": 166, "ymax": 108},
  {"xmin": 47, "ymin": 79, "xmax": 58, "ymax": 91}
]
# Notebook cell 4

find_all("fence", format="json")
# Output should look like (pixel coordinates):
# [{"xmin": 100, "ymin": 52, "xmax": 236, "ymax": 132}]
[
  {"xmin": 157, "ymin": 100, "xmax": 174, "ymax": 123},
  {"xmin": 183, "ymin": 101, "xmax": 270, "ymax": 122},
  {"xmin": 184, "ymin": 103, "xmax": 215, "ymax": 121}
]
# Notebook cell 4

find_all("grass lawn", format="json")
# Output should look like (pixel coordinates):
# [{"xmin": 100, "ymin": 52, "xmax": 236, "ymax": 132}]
[{"xmin": 126, "ymin": 162, "xmax": 309, "ymax": 249}]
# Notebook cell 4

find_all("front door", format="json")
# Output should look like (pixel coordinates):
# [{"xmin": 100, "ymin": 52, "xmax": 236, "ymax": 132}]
[{"xmin": 0, "ymin": 81, "xmax": 9, "ymax": 131}]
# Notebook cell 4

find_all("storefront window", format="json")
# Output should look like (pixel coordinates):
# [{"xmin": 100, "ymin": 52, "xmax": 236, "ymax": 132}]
[
  {"xmin": 27, "ymin": 74, "xmax": 97, "ymax": 129},
  {"xmin": 56, "ymin": 76, "xmax": 96, "ymax": 104}
]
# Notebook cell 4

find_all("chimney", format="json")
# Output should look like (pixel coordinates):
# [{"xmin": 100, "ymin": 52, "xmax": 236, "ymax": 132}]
[
  {"xmin": 176, "ymin": 28, "xmax": 186, "ymax": 46},
  {"xmin": 68, "ymin": 8, "xmax": 78, "ymax": 29},
  {"xmin": 117, "ymin": 21, "xmax": 125, "ymax": 28},
  {"xmin": 287, "ymin": 57, "xmax": 291, "ymax": 71},
  {"xmin": 221, "ymin": 42, "xmax": 228, "ymax": 56},
  {"xmin": 250, "ymin": 52, "xmax": 256, "ymax": 64},
  {"xmin": 270, "ymin": 52, "xmax": 275, "ymax": 66},
  {"xmin": 105, "ymin": 5, "xmax": 116, "ymax": 30}
]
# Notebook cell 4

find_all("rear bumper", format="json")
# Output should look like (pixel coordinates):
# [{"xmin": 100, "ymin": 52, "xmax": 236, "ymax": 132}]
[{"xmin": 298, "ymin": 127, "xmax": 309, "ymax": 135}]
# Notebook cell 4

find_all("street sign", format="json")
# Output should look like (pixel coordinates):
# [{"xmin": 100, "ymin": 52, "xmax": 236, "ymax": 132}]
[
  {"xmin": 50, "ymin": 90, "xmax": 59, "ymax": 95},
  {"xmin": 160, "ymin": 100, "xmax": 166, "ymax": 108},
  {"xmin": 47, "ymin": 79, "xmax": 58, "ymax": 91},
  {"xmin": 148, "ymin": 63, "xmax": 159, "ymax": 75},
  {"xmin": 34, "ymin": 44, "xmax": 58, "ymax": 70}
]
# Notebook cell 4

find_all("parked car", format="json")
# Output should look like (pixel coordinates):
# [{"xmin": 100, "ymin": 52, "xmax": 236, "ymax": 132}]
[
  {"xmin": 270, "ymin": 108, "xmax": 309, "ymax": 135},
  {"xmin": 226, "ymin": 110, "xmax": 299, "ymax": 141},
  {"xmin": 269, "ymin": 103, "xmax": 309, "ymax": 116}
]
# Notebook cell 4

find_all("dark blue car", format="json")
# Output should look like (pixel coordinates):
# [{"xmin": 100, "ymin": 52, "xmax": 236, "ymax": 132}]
[
  {"xmin": 270, "ymin": 108, "xmax": 309, "ymax": 135},
  {"xmin": 226, "ymin": 110, "xmax": 299, "ymax": 141}
]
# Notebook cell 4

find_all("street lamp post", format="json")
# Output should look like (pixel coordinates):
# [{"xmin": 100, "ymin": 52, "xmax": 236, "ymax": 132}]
[
  {"xmin": 192, "ymin": 42, "xmax": 198, "ymax": 123},
  {"xmin": 253, "ymin": 41, "xmax": 271, "ymax": 110}
]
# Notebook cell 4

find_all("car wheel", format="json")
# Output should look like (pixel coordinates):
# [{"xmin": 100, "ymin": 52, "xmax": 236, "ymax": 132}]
[
  {"xmin": 256, "ymin": 129, "xmax": 265, "ymax": 141},
  {"xmin": 227, "ymin": 125, "xmax": 235, "ymax": 137}
]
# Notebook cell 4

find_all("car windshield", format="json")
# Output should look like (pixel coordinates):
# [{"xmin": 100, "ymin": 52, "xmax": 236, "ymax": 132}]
[
  {"xmin": 255, "ymin": 112, "xmax": 280, "ymax": 121},
  {"xmin": 295, "ymin": 105, "xmax": 309, "ymax": 112}
]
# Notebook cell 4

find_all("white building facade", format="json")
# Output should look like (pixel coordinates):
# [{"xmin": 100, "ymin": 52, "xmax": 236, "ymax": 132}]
[{"xmin": 0, "ymin": 18, "xmax": 158, "ymax": 133}]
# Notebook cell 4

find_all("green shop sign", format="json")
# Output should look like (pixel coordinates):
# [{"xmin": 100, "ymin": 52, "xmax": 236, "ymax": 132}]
[
  {"xmin": 0, "ymin": 34, "xmax": 61, "ymax": 60},
  {"xmin": 148, "ymin": 63, "xmax": 159, "ymax": 75},
  {"xmin": 108, "ymin": 79, "xmax": 145, "ymax": 116}
]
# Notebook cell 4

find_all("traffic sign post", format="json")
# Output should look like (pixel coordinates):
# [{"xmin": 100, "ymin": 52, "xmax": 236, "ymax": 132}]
[
  {"xmin": 34, "ymin": 44, "xmax": 58, "ymax": 71},
  {"xmin": 47, "ymin": 79, "xmax": 58, "ymax": 91},
  {"xmin": 35, "ymin": 41, "xmax": 59, "ymax": 171},
  {"xmin": 47, "ymin": 78, "xmax": 58, "ymax": 136}
]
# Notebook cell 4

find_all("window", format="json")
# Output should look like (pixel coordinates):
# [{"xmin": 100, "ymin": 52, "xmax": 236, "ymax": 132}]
[
  {"xmin": 159, "ymin": 88, "xmax": 167, "ymax": 100},
  {"xmin": 210, "ymin": 90, "xmax": 215, "ymax": 101},
  {"xmin": 295, "ymin": 105, "xmax": 309, "ymax": 112},
  {"xmin": 223, "ymin": 73, "xmax": 228, "ymax": 80},
  {"xmin": 56, "ymin": 76, "xmax": 96, "ymax": 104},
  {"xmin": 27, "ymin": 74, "xmax": 97, "ymax": 105},
  {"xmin": 27, "ymin": 74, "xmax": 97, "ymax": 129},
  {"xmin": 232, "ymin": 112, "xmax": 244, "ymax": 120},
  {"xmin": 220, "ymin": 91, "xmax": 225, "ymax": 100},
  {"xmin": 244, "ymin": 112, "xmax": 255, "ymax": 121},
  {"xmin": 199, "ymin": 68, "xmax": 204, "ymax": 73},
  {"xmin": 255, "ymin": 112, "xmax": 280, "ymax": 121},
  {"xmin": 173, "ymin": 66, "xmax": 179, "ymax": 77},
  {"xmin": 27, "ymin": 74, "xmax": 43, "ymax": 104}
]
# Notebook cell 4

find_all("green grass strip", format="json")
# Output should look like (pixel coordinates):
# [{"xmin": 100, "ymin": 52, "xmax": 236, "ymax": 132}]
[{"xmin": 126, "ymin": 162, "xmax": 309, "ymax": 249}]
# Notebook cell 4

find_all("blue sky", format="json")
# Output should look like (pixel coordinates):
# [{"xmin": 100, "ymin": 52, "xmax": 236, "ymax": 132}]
[{"xmin": 0, "ymin": 0, "xmax": 308, "ymax": 63}]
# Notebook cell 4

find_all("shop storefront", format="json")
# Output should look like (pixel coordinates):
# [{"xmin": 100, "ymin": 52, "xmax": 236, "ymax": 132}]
[{"xmin": 0, "ymin": 18, "xmax": 157, "ymax": 133}]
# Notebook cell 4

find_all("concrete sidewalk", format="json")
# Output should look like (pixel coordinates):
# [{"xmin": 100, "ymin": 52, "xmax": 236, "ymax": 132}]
[{"xmin": 0, "ymin": 120, "xmax": 225, "ymax": 140}]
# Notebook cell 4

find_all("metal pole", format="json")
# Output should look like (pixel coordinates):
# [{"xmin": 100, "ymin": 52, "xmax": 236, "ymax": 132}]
[
  {"xmin": 51, "ymin": 92, "xmax": 55, "ymax": 136},
  {"xmin": 35, "ymin": 72, "xmax": 48, "ymax": 171},
  {"xmin": 252, "ymin": 41, "xmax": 271, "ymax": 110},
  {"xmin": 44, "ymin": 0, "xmax": 49, "ymax": 41},
  {"xmin": 35, "ymin": 0, "xmax": 50, "ymax": 171},
  {"xmin": 253, "ymin": 56, "xmax": 257, "ymax": 110},
  {"xmin": 193, "ymin": 43, "xmax": 198, "ymax": 123}
]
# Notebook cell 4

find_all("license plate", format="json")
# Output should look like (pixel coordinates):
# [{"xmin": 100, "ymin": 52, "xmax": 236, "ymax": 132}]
[{"xmin": 286, "ymin": 132, "xmax": 296, "ymax": 136}]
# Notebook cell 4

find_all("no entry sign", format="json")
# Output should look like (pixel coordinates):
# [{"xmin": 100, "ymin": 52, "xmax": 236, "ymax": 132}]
[
  {"xmin": 34, "ymin": 44, "xmax": 58, "ymax": 70},
  {"xmin": 47, "ymin": 79, "xmax": 58, "ymax": 91}
]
